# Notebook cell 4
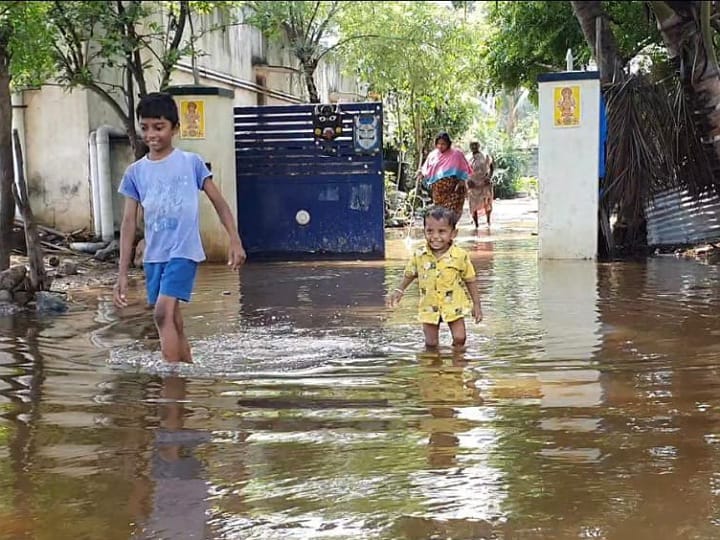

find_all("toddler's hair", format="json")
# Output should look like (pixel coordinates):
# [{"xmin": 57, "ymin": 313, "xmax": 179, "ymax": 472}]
[
  {"xmin": 136, "ymin": 92, "xmax": 179, "ymax": 126},
  {"xmin": 423, "ymin": 205, "xmax": 459, "ymax": 229}
]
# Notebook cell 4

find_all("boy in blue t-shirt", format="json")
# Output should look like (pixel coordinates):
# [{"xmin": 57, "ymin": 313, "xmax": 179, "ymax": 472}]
[{"xmin": 113, "ymin": 92, "xmax": 246, "ymax": 363}]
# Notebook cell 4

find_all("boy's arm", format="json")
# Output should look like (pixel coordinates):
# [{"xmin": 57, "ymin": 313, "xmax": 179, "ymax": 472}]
[
  {"xmin": 114, "ymin": 198, "xmax": 139, "ymax": 307},
  {"xmin": 202, "ymin": 178, "xmax": 246, "ymax": 269}
]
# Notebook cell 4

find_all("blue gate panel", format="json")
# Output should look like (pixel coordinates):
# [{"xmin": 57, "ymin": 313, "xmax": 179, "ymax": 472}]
[{"xmin": 234, "ymin": 103, "xmax": 385, "ymax": 259}]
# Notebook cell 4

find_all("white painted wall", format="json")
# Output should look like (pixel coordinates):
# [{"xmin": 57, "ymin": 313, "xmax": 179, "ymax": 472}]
[
  {"xmin": 538, "ymin": 74, "xmax": 599, "ymax": 260},
  {"xmin": 22, "ymin": 86, "xmax": 93, "ymax": 232}
]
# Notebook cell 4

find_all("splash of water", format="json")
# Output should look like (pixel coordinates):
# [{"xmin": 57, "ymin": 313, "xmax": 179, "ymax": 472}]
[{"xmin": 107, "ymin": 325, "xmax": 387, "ymax": 379}]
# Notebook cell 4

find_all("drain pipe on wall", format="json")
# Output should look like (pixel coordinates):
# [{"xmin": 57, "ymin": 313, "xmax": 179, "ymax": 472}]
[
  {"xmin": 89, "ymin": 131, "xmax": 101, "ymax": 237},
  {"xmin": 89, "ymin": 125, "xmax": 124, "ymax": 242}
]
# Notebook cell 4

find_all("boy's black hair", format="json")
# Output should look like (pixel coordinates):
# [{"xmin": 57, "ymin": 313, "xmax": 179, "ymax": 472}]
[
  {"xmin": 423, "ymin": 205, "xmax": 459, "ymax": 229},
  {"xmin": 136, "ymin": 92, "xmax": 179, "ymax": 126}
]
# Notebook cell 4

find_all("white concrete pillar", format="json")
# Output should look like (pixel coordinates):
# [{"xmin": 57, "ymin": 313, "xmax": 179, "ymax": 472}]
[{"xmin": 538, "ymin": 73, "xmax": 600, "ymax": 260}]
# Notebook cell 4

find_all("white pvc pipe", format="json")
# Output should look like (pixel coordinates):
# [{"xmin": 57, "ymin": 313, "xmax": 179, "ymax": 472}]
[
  {"xmin": 89, "ymin": 131, "xmax": 101, "ymax": 238},
  {"xmin": 96, "ymin": 125, "xmax": 124, "ymax": 242}
]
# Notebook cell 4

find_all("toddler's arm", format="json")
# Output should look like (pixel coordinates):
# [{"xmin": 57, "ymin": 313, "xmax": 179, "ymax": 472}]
[
  {"xmin": 464, "ymin": 278, "xmax": 483, "ymax": 323},
  {"xmin": 386, "ymin": 274, "xmax": 416, "ymax": 308}
]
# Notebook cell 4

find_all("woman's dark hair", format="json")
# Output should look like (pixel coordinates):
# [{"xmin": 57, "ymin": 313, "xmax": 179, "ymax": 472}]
[
  {"xmin": 435, "ymin": 132, "xmax": 452, "ymax": 146},
  {"xmin": 136, "ymin": 92, "xmax": 179, "ymax": 126}
]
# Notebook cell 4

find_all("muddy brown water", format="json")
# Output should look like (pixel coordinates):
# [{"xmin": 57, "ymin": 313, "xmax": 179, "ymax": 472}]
[{"xmin": 2, "ymin": 213, "xmax": 720, "ymax": 539}]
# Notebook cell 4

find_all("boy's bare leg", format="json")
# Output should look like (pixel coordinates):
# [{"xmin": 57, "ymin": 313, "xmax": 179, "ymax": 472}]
[
  {"xmin": 154, "ymin": 295, "xmax": 184, "ymax": 363},
  {"xmin": 423, "ymin": 323, "xmax": 440, "ymax": 350},
  {"xmin": 173, "ymin": 304, "xmax": 193, "ymax": 363},
  {"xmin": 448, "ymin": 318, "xmax": 467, "ymax": 349}
]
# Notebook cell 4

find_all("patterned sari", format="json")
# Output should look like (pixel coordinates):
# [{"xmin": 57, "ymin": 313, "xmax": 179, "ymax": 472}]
[
  {"xmin": 421, "ymin": 148, "xmax": 473, "ymax": 218},
  {"xmin": 431, "ymin": 177, "xmax": 467, "ymax": 218}
]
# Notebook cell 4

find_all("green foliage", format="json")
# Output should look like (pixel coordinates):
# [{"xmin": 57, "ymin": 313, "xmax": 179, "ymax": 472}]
[
  {"xmin": 49, "ymin": 1, "xmax": 187, "ymax": 92},
  {"xmin": 0, "ymin": 2, "xmax": 55, "ymax": 88},
  {"xmin": 514, "ymin": 175, "xmax": 538, "ymax": 196},
  {"xmin": 45, "ymin": 1, "xmax": 236, "ymax": 153},
  {"xmin": 492, "ymin": 145, "xmax": 528, "ymax": 199},
  {"xmin": 338, "ymin": 1, "xmax": 482, "ymax": 167},
  {"xmin": 420, "ymin": 98, "xmax": 476, "ymax": 155},
  {"xmin": 469, "ymin": 89, "xmax": 537, "ymax": 199},
  {"xmin": 481, "ymin": 1, "xmax": 660, "ymax": 97},
  {"xmin": 243, "ymin": 1, "xmax": 349, "ymax": 101}
]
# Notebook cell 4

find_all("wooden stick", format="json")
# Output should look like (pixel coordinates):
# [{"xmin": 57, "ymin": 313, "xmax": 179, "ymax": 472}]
[{"xmin": 14, "ymin": 218, "xmax": 68, "ymax": 238}]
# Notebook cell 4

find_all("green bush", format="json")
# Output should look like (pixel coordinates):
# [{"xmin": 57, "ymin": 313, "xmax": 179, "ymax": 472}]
[
  {"xmin": 492, "ymin": 145, "xmax": 528, "ymax": 199},
  {"xmin": 512, "ymin": 176, "xmax": 538, "ymax": 197}
]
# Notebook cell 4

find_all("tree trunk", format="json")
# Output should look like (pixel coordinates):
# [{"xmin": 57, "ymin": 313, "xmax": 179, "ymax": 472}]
[
  {"xmin": 410, "ymin": 88, "xmax": 424, "ymax": 171},
  {"xmin": 12, "ymin": 129, "xmax": 49, "ymax": 292},
  {"xmin": 301, "ymin": 59, "xmax": 320, "ymax": 103},
  {"xmin": 0, "ymin": 41, "xmax": 14, "ymax": 271},
  {"xmin": 571, "ymin": 1, "xmax": 628, "ymax": 258},
  {"xmin": 570, "ymin": 1, "xmax": 625, "ymax": 84},
  {"xmin": 123, "ymin": 71, "xmax": 146, "ymax": 160},
  {"xmin": 505, "ymin": 90, "xmax": 517, "ymax": 138},
  {"xmin": 650, "ymin": 1, "xmax": 720, "ymax": 170}
]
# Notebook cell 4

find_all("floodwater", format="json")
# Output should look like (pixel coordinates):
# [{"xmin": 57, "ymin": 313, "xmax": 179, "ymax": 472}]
[{"xmin": 3, "ymin": 200, "xmax": 720, "ymax": 539}]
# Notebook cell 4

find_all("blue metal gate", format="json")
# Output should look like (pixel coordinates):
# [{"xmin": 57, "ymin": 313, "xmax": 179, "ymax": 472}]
[{"xmin": 234, "ymin": 102, "xmax": 385, "ymax": 259}]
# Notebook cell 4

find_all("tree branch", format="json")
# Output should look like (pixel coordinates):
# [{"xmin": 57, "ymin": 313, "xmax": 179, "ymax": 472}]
[
  {"xmin": 158, "ymin": 0, "xmax": 188, "ymax": 90},
  {"xmin": 86, "ymin": 81, "xmax": 131, "ymax": 128},
  {"xmin": 648, "ymin": 1, "xmax": 678, "ymax": 24},
  {"xmin": 310, "ymin": 0, "xmax": 340, "ymax": 46},
  {"xmin": 318, "ymin": 32, "xmax": 442, "ymax": 64},
  {"xmin": 115, "ymin": 1, "xmax": 146, "ymax": 100},
  {"xmin": 52, "ymin": 1, "xmax": 85, "ymax": 71},
  {"xmin": 700, "ymin": 0, "xmax": 718, "ymax": 73},
  {"xmin": 167, "ymin": 0, "xmax": 189, "ymax": 57},
  {"xmin": 304, "ymin": 1, "xmax": 321, "ymax": 44},
  {"xmin": 125, "ymin": 1, "xmax": 151, "ymax": 96}
]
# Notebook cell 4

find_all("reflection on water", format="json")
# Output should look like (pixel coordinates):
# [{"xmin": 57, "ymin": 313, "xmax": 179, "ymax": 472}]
[
  {"xmin": 4, "ymin": 219, "xmax": 720, "ymax": 538},
  {"xmin": 131, "ymin": 376, "xmax": 212, "ymax": 540}
]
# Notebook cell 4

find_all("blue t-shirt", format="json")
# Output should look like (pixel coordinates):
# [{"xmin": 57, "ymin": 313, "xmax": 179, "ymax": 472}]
[{"xmin": 119, "ymin": 149, "xmax": 211, "ymax": 263}]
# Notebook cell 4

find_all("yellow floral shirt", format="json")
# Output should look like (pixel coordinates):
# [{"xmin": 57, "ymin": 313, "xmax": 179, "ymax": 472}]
[{"xmin": 404, "ymin": 243, "xmax": 476, "ymax": 324}]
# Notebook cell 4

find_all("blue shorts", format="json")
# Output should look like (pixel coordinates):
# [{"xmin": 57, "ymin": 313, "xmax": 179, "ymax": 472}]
[{"xmin": 144, "ymin": 258, "xmax": 198, "ymax": 306}]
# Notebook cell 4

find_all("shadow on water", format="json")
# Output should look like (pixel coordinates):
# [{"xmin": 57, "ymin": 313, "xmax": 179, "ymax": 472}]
[{"xmin": 5, "ymin": 213, "xmax": 720, "ymax": 538}]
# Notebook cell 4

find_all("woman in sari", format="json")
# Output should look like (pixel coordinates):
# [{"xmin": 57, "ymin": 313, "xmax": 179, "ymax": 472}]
[
  {"xmin": 467, "ymin": 141, "xmax": 494, "ymax": 228},
  {"xmin": 418, "ymin": 132, "xmax": 473, "ymax": 219}
]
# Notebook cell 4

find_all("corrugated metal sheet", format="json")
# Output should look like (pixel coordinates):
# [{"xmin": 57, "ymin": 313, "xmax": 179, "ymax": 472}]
[
  {"xmin": 646, "ymin": 188, "xmax": 720, "ymax": 246},
  {"xmin": 235, "ymin": 103, "xmax": 385, "ymax": 259}
]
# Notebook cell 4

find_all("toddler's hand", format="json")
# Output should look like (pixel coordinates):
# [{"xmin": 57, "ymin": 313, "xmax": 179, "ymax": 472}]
[
  {"xmin": 386, "ymin": 289, "xmax": 404, "ymax": 308},
  {"xmin": 472, "ymin": 303, "xmax": 483, "ymax": 323}
]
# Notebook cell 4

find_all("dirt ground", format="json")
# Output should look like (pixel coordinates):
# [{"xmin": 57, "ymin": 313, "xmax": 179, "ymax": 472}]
[{"xmin": 10, "ymin": 253, "xmax": 126, "ymax": 294}]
